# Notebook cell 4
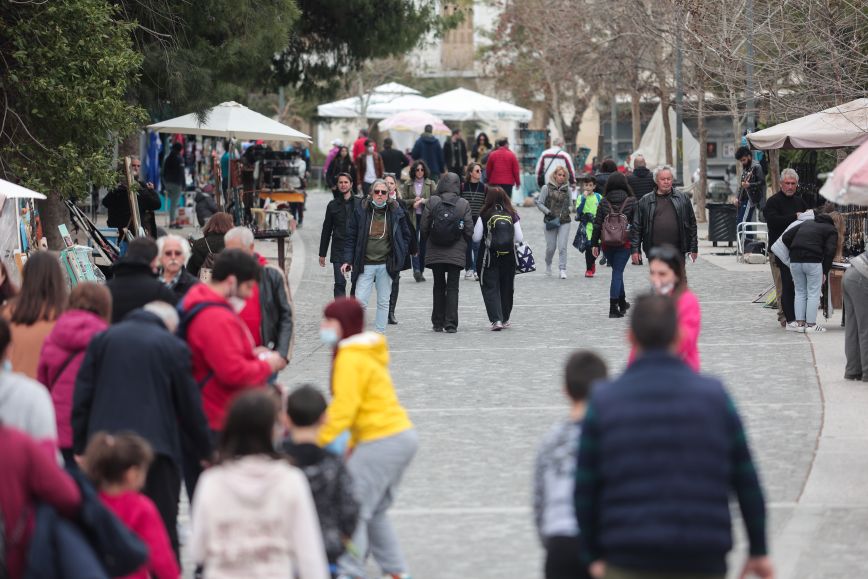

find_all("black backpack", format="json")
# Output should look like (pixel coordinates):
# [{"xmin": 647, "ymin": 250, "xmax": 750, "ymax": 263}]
[
  {"xmin": 486, "ymin": 205, "xmax": 514, "ymax": 254},
  {"xmin": 429, "ymin": 196, "xmax": 463, "ymax": 246}
]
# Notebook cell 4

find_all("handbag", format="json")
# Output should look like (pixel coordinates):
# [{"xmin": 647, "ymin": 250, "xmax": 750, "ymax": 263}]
[
  {"xmin": 545, "ymin": 216, "xmax": 561, "ymax": 230},
  {"xmin": 198, "ymin": 238, "xmax": 215, "ymax": 283},
  {"xmin": 515, "ymin": 242, "xmax": 536, "ymax": 274}
]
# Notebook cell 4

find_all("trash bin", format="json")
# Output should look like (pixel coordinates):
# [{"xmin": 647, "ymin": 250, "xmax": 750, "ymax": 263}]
[{"xmin": 707, "ymin": 202, "xmax": 737, "ymax": 247}]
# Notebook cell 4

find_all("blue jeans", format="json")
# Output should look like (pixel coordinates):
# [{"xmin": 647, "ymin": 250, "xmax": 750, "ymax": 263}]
[
  {"xmin": 465, "ymin": 239, "xmax": 480, "ymax": 272},
  {"xmin": 355, "ymin": 263, "xmax": 392, "ymax": 332},
  {"xmin": 791, "ymin": 261, "xmax": 823, "ymax": 324},
  {"xmin": 332, "ymin": 262, "xmax": 347, "ymax": 298},
  {"xmin": 603, "ymin": 247, "xmax": 630, "ymax": 299}
]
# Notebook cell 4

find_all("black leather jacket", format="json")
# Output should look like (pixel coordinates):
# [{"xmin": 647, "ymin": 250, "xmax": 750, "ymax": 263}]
[
  {"xmin": 630, "ymin": 189, "xmax": 699, "ymax": 256},
  {"xmin": 259, "ymin": 263, "xmax": 294, "ymax": 360}
]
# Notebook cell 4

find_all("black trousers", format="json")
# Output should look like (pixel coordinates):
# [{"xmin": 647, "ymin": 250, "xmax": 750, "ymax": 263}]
[
  {"xmin": 777, "ymin": 256, "xmax": 796, "ymax": 323},
  {"xmin": 480, "ymin": 253, "xmax": 516, "ymax": 323},
  {"xmin": 431, "ymin": 264, "xmax": 462, "ymax": 330},
  {"xmin": 545, "ymin": 536, "xmax": 591, "ymax": 579},
  {"xmin": 584, "ymin": 246, "xmax": 596, "ymax": 271},
  {"xmin": 143, "ymin": 454, "xmax": 182, "ymax": 562},
  {"xmin": 332, "ymin": 262, "xmax": 347, "ymax": 298}
]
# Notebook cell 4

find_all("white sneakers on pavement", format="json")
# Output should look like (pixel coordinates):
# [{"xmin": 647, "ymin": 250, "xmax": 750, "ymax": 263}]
[{"xmin": 559, "ymin": 270, "xmax": 567, "ymax": 279}]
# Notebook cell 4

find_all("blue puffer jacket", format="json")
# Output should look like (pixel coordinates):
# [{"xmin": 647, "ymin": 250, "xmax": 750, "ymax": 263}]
[{"xmin": 342, "ymin": 198, "xmax": 412, "ymax": 282}]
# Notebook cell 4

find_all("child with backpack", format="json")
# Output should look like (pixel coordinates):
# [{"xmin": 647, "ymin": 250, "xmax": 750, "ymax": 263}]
[
  {"xmin": 533, "ymin": 350, "xmax": 608, "ymax": 579},
  {"xmin": 574, "ymin": 173, "xmax": 601, "ymax": 278},
  {"xmin": 590, "ymin": 173, "xmax": 637, "ymax": 318},
  {"xmin": 473, "ymin": 187, "xmax": 524, "ymax": 330},
  {"xmin": 83, "ymin": 432, "xmax": 179, "ymax": 579},
  {"xmin": 280, "ymin": 385, "xmax": 359, "ymax": 578}
]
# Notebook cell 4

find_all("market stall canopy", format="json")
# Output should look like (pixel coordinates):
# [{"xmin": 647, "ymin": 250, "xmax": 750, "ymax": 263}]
[
  {"xmin": 632, "ymin": 104, "xmax": 699, "ymax": 185},
  {"xmin": 747, "ymin": 98, "xmax": 868, "ymax": 150},
  {"xmin": 148, "ymin": 101, "xmax": 311, "ymax": 141},
  {"xmin": 0, "ymin": 178, "xmax": 47, "ymax": 200},
  {"xmin": 423, "ymin": 88, "xmax": 532, "ymax": 122},
  {"xmin": 317, "ymin": 83, "xmax": 422, "ymax": 118},
  {"xmin": 820, "ymin": 138, "xmax": 868, "ymax": 206},
  {"xmin": 378, "ymin": 110, "xmax": 450, "ymax": 135}
]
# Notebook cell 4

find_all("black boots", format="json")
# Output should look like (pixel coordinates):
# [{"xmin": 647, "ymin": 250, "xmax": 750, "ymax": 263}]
[
  {"xmin": 618, "ymin": 295, "xmax": 630, "ymax": 316},
  {"xmin": 388, "ymin": 279, "xmax": 399, "ymax": 325},
  {"xmin": 609, "ymin": 299, "xmax": 623, "ymax": 318}
]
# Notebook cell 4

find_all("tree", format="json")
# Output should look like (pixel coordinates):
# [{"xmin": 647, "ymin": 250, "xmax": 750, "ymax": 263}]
[
  {"xmin": 0, "ymin": 0, "xmax": 146, "ymax": 248},
  {"xmin": 273, "ymin": 0, "xmax": 457, "ymax": 101}
]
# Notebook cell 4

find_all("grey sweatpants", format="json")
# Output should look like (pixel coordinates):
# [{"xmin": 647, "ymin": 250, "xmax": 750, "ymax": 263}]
[
  {"xmin": 339, "ymin": 429, "xmax": 419, "ymax": 578},
  {"xmin": 843, "ymin": 268, "xmax": 868, "ymax": 379},
  {"xmin": 544, "ymin": 222, "xmax": 571, "ymax": 271}
]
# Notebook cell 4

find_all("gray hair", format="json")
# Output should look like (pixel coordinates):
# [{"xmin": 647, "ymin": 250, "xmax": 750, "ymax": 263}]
[
  {"xmin": 156, "ymin": 234, "xmax": 191, "ymax": 265},
  {"xmin": 144, "ymin": 301, "xmax": 180, "ymax": 333},
  {"xmin": 552, "ymin": 137, "xmax": 564, "ymax": 148},
  {"xmin": 780, "ymin": 168, "xmax": 799, "ymax": 182},
  {"xmin": 653, "ymin": 165, "xmax": 675, "ymax": 183},
  {"xmin": 633, "ymin": 155, "xmax": 646, "ymax": 168},
  {"xmin": 369, "ymin": 179, "xmax": 388, "ymax": 195},
  {"xmin": 225, "ymin": 226, "xmax": 255, "ymax": 248}
]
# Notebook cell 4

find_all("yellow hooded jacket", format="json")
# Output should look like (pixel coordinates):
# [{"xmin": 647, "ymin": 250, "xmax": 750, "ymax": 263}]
[{"xmin": 318, "ymin": 332, "xmax": 413, "ymax": 447}]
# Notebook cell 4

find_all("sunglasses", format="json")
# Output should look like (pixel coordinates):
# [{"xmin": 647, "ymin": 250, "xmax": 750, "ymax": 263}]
[
  {"xmin": 163, "ymin": 250, "xmax": 182, "ymax": 257},
  {"xmin": 648, "ymin": 246, "xmax": 681, "ymax": 261},
  {"xmin": 415, "ymin": 167, "xmax": 425, "ymax": 172},
  {"xmin": 131, "ymin": 164, "xmax": 141, "ymax": 168},
  {"xmin": 372, "ymin": 190, "xmax": 388, "ymax": 195},
  {"xmin": 472, "ymin": 168, "xmax": 481, "ymax": 172}
]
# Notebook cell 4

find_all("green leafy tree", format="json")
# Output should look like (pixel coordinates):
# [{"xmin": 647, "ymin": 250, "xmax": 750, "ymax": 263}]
[{"xmin": 0, "ymin": 0, "xmax": 146, "ymax": 248}]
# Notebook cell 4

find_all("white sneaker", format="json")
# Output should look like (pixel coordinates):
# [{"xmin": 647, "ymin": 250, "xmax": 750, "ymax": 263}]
[
  {"xmin": 785, "ymin": 322, "xmax": 805, "ymax": 333},
  {"xmin": 559, "ymin": 270, "xmax": 567, "ymax": 279},
  {"xmin": 491, "ymin": 321, "xmax": 503, "ymax": 331},
  {"xmin": 805, "ymin": 324, "xmax": 826, "ymax": 332},
  {"xmin": 472, "ymin": 271, "xmax": 479, "ymax": 280},
  {"xmin": 503, "ymin": 320, "xmax": 511, "ymax": 329},
  {"xmin": 464, "ymin": 270, "xmax": 473, "ymax": 279}
]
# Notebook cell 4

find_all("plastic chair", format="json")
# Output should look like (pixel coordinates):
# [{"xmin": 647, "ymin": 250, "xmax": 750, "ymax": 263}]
[{"xmin": 736, "ymin": 221, "xmax": 769, "ymax": 262}]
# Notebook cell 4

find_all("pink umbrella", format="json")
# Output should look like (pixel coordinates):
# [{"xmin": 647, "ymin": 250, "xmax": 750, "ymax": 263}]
[
  {"xmin": 378, "ymin": 110, "xmax": 450, "ymax": 135},
  {"xmin": 820, "ymin": 139, "xmax": 868, "ymax": 206}
]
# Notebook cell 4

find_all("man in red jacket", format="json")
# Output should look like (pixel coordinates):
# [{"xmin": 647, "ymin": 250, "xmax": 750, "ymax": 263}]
[
  {"xmin": 485, "ymin": 138, "xmax": 522, "ymax": 196},
  {"xmin": 181, "ymin": 249, "xmax": 284, "ymax": 434}
]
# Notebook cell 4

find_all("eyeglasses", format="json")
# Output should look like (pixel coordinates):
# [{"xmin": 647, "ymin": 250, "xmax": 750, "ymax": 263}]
[
  {"xmin": 472, "ymin": 168, "xmax": 481, "ymax": 173},
  {"xmin": 415, "ymin": 167, "xmax": 425, "ymax": 172},
  {"xmin": 163, "ymin": 250, "xmax": 182, "ymax": 257},
  {"xmin": 372, "ymin": 189, "xmax": 388, "ymax": 195}
]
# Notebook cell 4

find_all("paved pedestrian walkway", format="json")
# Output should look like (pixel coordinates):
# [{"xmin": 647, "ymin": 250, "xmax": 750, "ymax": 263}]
[{"xmin": 243, "ymin": 190, "xmax": 863, "ymax": 578}]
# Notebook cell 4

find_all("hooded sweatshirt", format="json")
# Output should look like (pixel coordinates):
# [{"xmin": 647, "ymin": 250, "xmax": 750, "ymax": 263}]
[
  {"xmin": 317, "ymin": 332, "xmax": 413, "ymax": 447},
  {"xmin": 37, "ymin": 309, "xmax": 108, "ymax": 449},
  {"xmin": 182, "ymin": 283, "xmax": 272, "ymax": 431},
  {"xmin": 411, "ymin": 132, "xmax": 445, "ymax": 175},
  {"xmin": 191, "ymin": 455, "xmax": 330, "ymax": 579}
]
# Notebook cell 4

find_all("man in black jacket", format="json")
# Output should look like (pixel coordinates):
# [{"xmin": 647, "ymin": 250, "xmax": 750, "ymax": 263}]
[
  {"xmin": 379, "ymin": 138, "xmax": 409, "ymax": 177},
  {"xmin": 102, "ymin": 156, "xmax": 161, "ymax": 239},
  {"xmin": 319, "ymin": 173, "xmax": 357, "ymax": 298},
  {"xmin": 444, "ymin": 129, "xmax": 468, "ymax": 178},
  {"xmin": 224, "ymin": 226, "xmax": 294, "ymax": 365},
  {"xmin": 106, "ymin": 238, "xmax": 178, "ymax": 323},
  {"xmin": 630, "ymin": 165, "xmax": 699, "ymax": 265},
  {"xmin": 627, "ymin": 155, "xmax": 655, "ymax": 198},
  {"xmin": 764, "ymin": 168, "xmax": 808, "ymax": 327},
  {"xmin": 736, "ymin": 146, "xmax": 766, "ymax": 234},
  {"xmin": 72, "ymin": 302, "xmax": 213, "ymax": 559}
]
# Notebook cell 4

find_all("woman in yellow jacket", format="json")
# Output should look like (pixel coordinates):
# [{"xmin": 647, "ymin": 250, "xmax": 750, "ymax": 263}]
[{"xmin": 317, "ymin": 297, "xmax": 417, "ymax": 579}]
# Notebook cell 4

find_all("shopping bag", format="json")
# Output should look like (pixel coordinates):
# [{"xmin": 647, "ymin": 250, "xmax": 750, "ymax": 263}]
[{"xmin": 515, "ymin": 242, "xmax": 536, "ymax": 274}]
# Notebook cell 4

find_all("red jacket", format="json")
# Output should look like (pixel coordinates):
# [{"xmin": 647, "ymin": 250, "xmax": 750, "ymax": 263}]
[
  {"xmin": 0, "ymin": 426, "xmax": 81, "ymax": 579},
  {"xmin": 485, "ymin": 147, "xmax": 521, "ymax": 186},
  {"xmin": 37, "ymin": 309, "xmax": 108, "ymax": 450},
  {"xmin": 99, "ymin": 491, "xmax": 179, "ymax": 579},
  {"xmin": 183, "ymin": 284, "xmax": 272, "ymax": 431}
]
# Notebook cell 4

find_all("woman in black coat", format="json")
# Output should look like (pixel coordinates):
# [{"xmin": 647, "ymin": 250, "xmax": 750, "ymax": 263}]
[
  {"xmin": 187, "ymin": 212, "xmax": 233, "ymax": 278},
  {"xmin": 326, "ymin": 146, "xmax": 355, "ymax": 190}
]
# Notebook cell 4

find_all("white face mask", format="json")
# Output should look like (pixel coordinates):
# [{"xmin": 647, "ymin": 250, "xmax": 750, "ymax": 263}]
[
  {"xmin": 228, "ymin": 296, "xmax": 247, "ymax": 313},
  {"xmin": 652, "ymin": 281, "xmax": 676, "ymax": 296}
]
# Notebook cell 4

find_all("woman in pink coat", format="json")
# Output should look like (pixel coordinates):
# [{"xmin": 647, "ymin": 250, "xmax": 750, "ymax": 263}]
[
  {"xmin": 629, "ymin": 245, "xmax": 701, "ymax": 371},
  {"xmin": 37, "ymin": 283, "xmax": 111, "ymax": 466}
]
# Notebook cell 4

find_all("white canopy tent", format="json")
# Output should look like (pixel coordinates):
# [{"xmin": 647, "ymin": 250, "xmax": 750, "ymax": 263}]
[
  {"xmin": 422, "ymin": 88, "xmax": 532, "ymax": 122},
  {"xmin": 147, "ymin": 101, "xmax": 311, "ymax": 141},
  {"xmin": 632, "ymin": 104, "xmax": 700, "ymax": 186},
  {"xmin": 0, "ymin": 178, "xmax": 47, "ymax": 200},
  {"xmin": 317, "ymin": 83, "xmax": 423, "ymax": 119},
  {"xmin": 747, "ymin": 98, "xmax": 868, "ymax": 150}
]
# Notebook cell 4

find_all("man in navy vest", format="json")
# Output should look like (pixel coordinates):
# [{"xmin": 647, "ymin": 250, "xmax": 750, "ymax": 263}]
[{"xmin": 575, "ymin": 294, "xmax": 773, "ymax": 579}]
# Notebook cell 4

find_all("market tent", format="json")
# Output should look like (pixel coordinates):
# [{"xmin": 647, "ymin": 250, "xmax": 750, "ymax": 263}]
[
  {"xmin": 148, "ymin": 101, "xmax": 311, "ymax": 141},
  {"xmin": 366, "ymin": 94, "xmax": 431, "ymax": 118},
  {"xmin": 423, "ymin": 88, "xmax": 532, "ymax": 122},
  {"xmin": 632, "ymin": 104, "xmax": 700, "ymax": 186},
  {"xmin": 317, "ymin": 83, "xmax": 422, "ymax": 119},
  {"xmin": 747, "ymin": 98, "xmax": 868, "ymax": 150},
  {"xmin": 0, "ymin": 178, "xmax": 47, "ymax": 200},
  {"xmin": 820, "ymin": 139, "xmax": 868, "ymax": 206}
]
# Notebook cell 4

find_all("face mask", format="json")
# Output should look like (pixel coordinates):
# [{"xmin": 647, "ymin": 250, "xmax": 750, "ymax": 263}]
[
  {"xmin": 372, "ymin": 198, "xmax": 387, "ymax": 209},
  {"xmin": 367, "ymin": 146, "xmax": 374, "ymax": 153},
  {"xmin": 320, "ymin": 328, "xmax": 340, "ymax": 347},
  {"xmin": 652, "ymin": 281, "xmax": 676, "ymax": 296}
]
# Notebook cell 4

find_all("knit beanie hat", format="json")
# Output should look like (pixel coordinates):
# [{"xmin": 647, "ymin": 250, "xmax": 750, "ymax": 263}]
[{"xmin": 323, "ymin": 297, "xmax": 364, "ymax": 339}]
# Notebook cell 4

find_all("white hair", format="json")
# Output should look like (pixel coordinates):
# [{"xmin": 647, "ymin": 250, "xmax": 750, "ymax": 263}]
[
  {"xmin": 156, "ymin": 234, "xmax": 191, "ymax": 265},
  {"xmin": 551, "ymin": 137, "xmax": 564, "ymax": 148},
  {"xmin": 144, "ymin": 301, "xmax": 180, "ymax": 333},
  {"xmin": 780, "ymin": 168, "xmax": 799, "ymax": 182},
  {"xmin": 225, "ymin": 226, "xmax": 255, "ymax": 248},
  {"xmin": 633, "ymin": 155, "xmax": 646, "ymax": 168},
  {"xmin": 653, "ymin": 165, "xmax": 675, "ymax": 183}
]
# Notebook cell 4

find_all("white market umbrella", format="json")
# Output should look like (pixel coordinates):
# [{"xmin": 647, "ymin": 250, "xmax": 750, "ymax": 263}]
[
  {"xmin": 379, "ymin": 110, "xmax": 450, "ymax": 135},
  {"xmin": 148, "ymin": 101, "xmax": 311, "ymax": 141},
  {"xmin": 747, "ymin": 98, "xmax": 868, "ymax": 150},
  {"xmin": 423, "ymin": 88, "xmax": 533, "ymax": 122},
  {"xmin": 820, "ymin": 139, "xmax": 868, "ymax": 206},
  {"xmin": 0, "ymin": 178, "xmax": 47, "ymax": 200}
]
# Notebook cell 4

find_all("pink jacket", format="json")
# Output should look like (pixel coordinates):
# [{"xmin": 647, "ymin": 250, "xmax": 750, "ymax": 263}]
[
  {"xmin": 37, "ymin": 310, "xmax": 108, "ymax": 449},
  {"xmin": 629, "ymin": 289, "xmax": 701, "ymax": 372}
]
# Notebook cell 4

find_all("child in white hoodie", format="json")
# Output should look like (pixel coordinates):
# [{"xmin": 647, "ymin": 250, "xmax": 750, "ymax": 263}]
[{"xmin": 191, "ymin": 390, "xmax": 330, "ymax": 579}]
